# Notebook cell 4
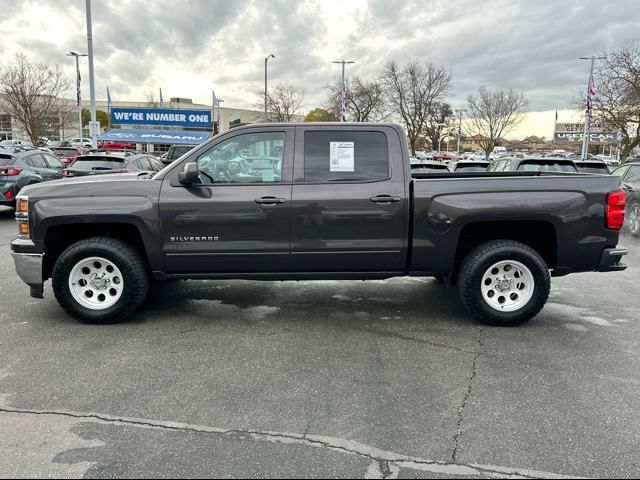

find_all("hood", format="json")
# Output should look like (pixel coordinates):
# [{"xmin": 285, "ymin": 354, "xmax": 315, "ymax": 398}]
[{"xmin": 18, "ymin": 173, "xmax": 158, "ymax": 199}]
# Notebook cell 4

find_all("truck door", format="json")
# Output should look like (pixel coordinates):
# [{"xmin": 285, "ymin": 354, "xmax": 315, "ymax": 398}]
[
  {"xmin": 291, "ymin": 126, "xmax": 409, "ymax": 272},
  {"xmin": 159, "ymin": 128, "xmax": 294, "ymax": 274}
]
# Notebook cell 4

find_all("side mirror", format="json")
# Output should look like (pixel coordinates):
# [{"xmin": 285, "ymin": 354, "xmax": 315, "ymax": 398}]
[
  {"xmin": 178, "ymin": 162, "xmax": 200, "ymax": 185},
  {"xmin": 622, "ymin": 183, "xmax": 634, "ymax": 193}
]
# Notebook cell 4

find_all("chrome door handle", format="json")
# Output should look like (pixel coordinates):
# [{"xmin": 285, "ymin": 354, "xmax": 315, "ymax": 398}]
[
  {"xmin": 370, "ymin": 195, "xmax": 401, "ymax": 204},
  {"xmin": 255, "ymin": 197, "xmax": 287, "ymax": 205}
]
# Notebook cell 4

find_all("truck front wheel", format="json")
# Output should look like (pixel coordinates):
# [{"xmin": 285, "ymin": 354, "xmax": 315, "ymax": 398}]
[
  {"xmin": 458, "ymin": 240, "xmax": 550, "ymax": 327},
  {"xmin": 52, "ymin": 237, "xmax": 149, "ymax": 324}
]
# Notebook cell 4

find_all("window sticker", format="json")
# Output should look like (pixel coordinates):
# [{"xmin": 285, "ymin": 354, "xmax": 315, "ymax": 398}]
[{"xmin": 329, "ymin": 142, "xmax": 355, "ymax": 172}]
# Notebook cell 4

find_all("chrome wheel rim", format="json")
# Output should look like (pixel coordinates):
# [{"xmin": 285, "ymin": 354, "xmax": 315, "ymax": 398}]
[
  {"xmin": 630, "ymin": 205, "xmax": 640, "ymax": 235},
  {"xmin": 69, "ymin": 257, "xmax": 124, "ymax": 310},
  {"xmin": 481, "ymin": 260, "xmax": 535, "ymax": 312}
]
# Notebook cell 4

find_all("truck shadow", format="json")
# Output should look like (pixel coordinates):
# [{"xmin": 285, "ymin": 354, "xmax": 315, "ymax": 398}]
[{"xmin": 142, "ymin": 277, "xmax": 474, "ymax": 329}]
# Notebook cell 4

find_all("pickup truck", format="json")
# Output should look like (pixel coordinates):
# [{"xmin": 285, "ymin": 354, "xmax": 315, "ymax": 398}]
[{"xmin": 10, "ymin": 123, "xmax": 628, "ymax": 327}]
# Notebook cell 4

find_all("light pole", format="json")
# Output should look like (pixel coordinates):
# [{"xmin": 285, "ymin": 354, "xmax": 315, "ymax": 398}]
[
  {"xmin": 579, "ymin": 55, "xmax": 606, "ymax": 160},
  {"xmin": 85, "ymin": 0, "xmax": 98, "ymax": 148},
  {"xmin": 333, "ymin": 60, "xmax": 355, "ymax": 121},
  {"xmin": 264, "ymin": 54, "xmax": 275, "ymax": 122},
  {"xmin": 455, "ymin": 109, "xmax": 467, "ymax": 155},
  {"xmin": 66, "ymin": 51, "xmax": 88, "ymax": 140},
  {"xmin": 436, "ymin": 122, "xmax": 447, "ymax": 151}
]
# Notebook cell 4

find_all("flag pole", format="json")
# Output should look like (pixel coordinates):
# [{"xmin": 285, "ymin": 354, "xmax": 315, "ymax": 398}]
[{"xmin": 580, "ymin": 56, "xmax": 596, "ymax": 160}]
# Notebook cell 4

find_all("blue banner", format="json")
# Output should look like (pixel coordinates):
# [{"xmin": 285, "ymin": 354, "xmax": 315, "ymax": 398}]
[
  {"xmin": 110, "ymin": 108, "xmax": 212, "ymax": 128},
  {"xmin": 99, "ymin": 129, "xmax": 210, "ymax": 145}
]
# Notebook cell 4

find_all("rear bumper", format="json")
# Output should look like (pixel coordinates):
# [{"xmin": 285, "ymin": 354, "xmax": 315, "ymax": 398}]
[{"xmin": 597, "ymin": 248, "xmax": 628, "ymax": 272}]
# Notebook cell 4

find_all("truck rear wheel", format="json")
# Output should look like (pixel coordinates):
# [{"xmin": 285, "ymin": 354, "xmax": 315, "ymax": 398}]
[
  {"xmin": 52, "ymin": 237, "xmax": 149, "ymax": 324},
  {"xmin": 458, "ymin": 240, "xmax": 550, "ymax": 327},
  {"xmin": 629, "ymin": 203, "xmax": 640, "ymax": 236}
]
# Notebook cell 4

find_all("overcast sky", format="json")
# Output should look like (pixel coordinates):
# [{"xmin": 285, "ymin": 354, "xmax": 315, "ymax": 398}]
[{"xmin": 0, "ymin": 0, "xmax": 638, "ymax": 138}]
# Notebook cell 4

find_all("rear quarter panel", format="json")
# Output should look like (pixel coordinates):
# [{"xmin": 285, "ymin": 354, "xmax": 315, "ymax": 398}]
[{"xmin": 411, "ymin": 175, "xmax": 623, "ymax": 275}]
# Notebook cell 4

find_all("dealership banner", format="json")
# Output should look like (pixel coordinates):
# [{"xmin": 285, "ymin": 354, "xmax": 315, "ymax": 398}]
[
  {"xmin": 110, "ymin": 108, "xmax": 212, "ymax": 128},
  {"xmin": 554, "ymin": 131, "xmax": 621, "ymax": 145}
]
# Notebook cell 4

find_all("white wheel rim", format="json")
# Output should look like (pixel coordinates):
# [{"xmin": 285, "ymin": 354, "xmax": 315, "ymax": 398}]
[
  {"xmin": 630, "ymin": 206, "xmax": 640, "ymax": 234},
  {"xmin": 68, "ymin": 257, "xmax": 124, "ymax": 310},
  {"xmin": 480, "ymin": 260, "xmax": 535, "ymax": 312}
]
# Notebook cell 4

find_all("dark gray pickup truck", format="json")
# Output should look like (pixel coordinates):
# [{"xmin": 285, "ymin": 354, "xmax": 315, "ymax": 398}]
[{"xmin": 10, "ymin": 123, "xmax": 628, "ymax": 326}]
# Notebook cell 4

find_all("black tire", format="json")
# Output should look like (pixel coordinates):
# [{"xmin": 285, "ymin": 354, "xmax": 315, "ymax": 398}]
[
  {"xmin": 52, "ymin": 237, "xmax": 149, "ymax": 324},
  {"xmin": 458, "ymin": 240, "xmax": 550, "ymax": 327}
]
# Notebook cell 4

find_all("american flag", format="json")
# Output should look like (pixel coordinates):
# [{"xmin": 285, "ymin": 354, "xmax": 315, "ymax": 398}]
[
  {"xmin": 340, "ymin": 80, "xmax": 348, "ymax": 121},
  {"xmin": 585, "ymin": 78, "xmax": 597, "ymax": 127}
]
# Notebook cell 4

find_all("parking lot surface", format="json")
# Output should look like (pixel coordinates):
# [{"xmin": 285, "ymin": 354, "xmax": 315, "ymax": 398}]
[{"xmin": 0, "ymin": 205, "xmax": 638, "ymax": 479}]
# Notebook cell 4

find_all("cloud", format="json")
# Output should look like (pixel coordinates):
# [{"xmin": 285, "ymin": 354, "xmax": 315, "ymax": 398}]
[{"xmin": 0, "ymin": 0, "xmax": 638, "ymax": 116}]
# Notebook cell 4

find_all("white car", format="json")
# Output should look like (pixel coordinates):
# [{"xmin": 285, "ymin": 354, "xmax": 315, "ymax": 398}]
[
  {"xmin": 68, "ymin": 137, "xmax": 93, "ymax": 148},
  {"xmin": 0, "ymin": 139, "xmax": 34, "ymax": 148}
]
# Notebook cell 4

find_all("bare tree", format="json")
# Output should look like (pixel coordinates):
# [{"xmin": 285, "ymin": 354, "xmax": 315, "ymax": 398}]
[
  {"xmin": 325, "ymin": 76, "xmax": 387, "ymax": 122},
  {"xmin": 258, "ymin": 84, "xmax": 305, "ymax": 122},
  {"xmin": 145, "ymin": 91, "xmax": 160, "ymax": 108},
  {"xmin": 382, "ymin": 60, "xmax": 451, "ymax": 155},
  {"xmin": 0, "ymin": 54, "xmax": 72, "ymax": 145},
  {"xmin": 590, "ymin": 43, "xmax": 640, "ymax": 161},
  {"xmin": 465, "ymin": 87, "xmax": 528, "ymax": 158},
  {"xmin": 423, "ymin": 102, "xmax": 454, "ymax": 150}
]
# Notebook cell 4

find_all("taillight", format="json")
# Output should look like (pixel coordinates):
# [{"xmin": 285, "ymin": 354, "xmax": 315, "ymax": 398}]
[
  {"xmin": 64, "ymin": 156, "xmax": 75, "ymax": 165},
  {"xmin": 5, "ymin": 190, "xmax": 13, "ymax": 200},
  {"xmin": 606, "ymin": 190, "xmax": 626, "ymax": 230},
  {"xmin": 0, "ymin": 167, "xmax": 22, "ymax": 176},
  {"xmin": 62, "ymin": 170, "xmax": 74, "ymax": 177}
]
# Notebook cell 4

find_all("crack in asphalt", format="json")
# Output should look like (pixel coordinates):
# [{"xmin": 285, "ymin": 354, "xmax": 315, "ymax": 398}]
[
  {"xmin": 350, "ymin": 327, "xmax": 477, "ymax": 355},
  {"xmin": 451, "ymin": 328, "xmax": 485, "ymax": 464},
  {"xmin": 0, "ymin": 405, "xmax": 584, "ymax": 479}
]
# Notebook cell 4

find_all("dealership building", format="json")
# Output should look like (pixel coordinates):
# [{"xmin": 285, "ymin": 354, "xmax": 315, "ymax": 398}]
[{"xmin": 0, "ymin": 96, "xmax": 295, "ymax": 153}]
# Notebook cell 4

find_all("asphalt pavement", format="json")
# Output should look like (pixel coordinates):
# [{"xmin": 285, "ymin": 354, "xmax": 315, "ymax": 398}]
[{"xmin": 0, "ymin": 205, "xmax": 638, "ymax": 479}]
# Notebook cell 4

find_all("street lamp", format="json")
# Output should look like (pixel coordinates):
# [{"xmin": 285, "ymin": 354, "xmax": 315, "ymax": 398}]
[
  {"xmin": 455, "ymin": 109, "xmax": 467, "ymax": 155},
  {"xmin": 333, "ymin": 60, "xmax": 355, "ymax": 121},
  {"xmin": 66, "ymin": 51, "xmax": 88, "ymax": 139},
  {"xmin": 85, "ymin": 0, "xmax": 98, "ymax": 148},
  {"xmin": 264, "ymin": 54, "xmax": 275, "ymax": 121}
]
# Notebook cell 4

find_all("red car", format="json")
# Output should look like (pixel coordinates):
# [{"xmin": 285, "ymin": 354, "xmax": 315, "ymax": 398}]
[
  {"xmin": 98, "ymin": 140, "xmax": 136, "ymax": 151},
  {"xmin": 51, "ymin": 147, "xmax": 84, "ymax": 166}
]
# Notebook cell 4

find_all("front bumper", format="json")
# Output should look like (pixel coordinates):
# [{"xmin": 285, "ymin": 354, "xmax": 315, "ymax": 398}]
[
  {"xmin": 11, "ymin": 250, "xmax": 44, "ymax": 298},
  {"xmin": 597, "ymin": 248, "xmax": 628, "ymax": 272}
]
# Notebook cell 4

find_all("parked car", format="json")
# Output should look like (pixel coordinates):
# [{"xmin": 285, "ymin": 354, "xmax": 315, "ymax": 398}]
[
  {"xmin": 574, "ymin": 160, "xmax": 610, "ymax": 174},
  {"xmin": 0, "ymin": 139, "xmax": 34, "ymax": 149},
  {"xmin": 160, "ymin": 144, "xmax": 196, "ymax": 165},
  {"xmin": 68, "ymin": 137, "xmax": 93, "ymax": 148},
  {"xmin": 63, "ymin": 151, "xmax": 164, "ymax": 178},
  {"xmin": 46, "ymin": 140, "xmax": 72, "ymax": 149},
  {"xmin": 98, "ymin": 140, "xmax": 136, "ymax": 151},
  {"xmin": 410, "ymin": 160, "xmax": 450, "ymax": 174},
  {"xmin": 0, "ymin": 148, "xmax": 64, "ymax": 208},
  {"xmin": 487, "ymin": 157, "xmax": 578, "ymax": 173},
  {"xmin": 11, "ymin": 123, "xmax": 628, "ymax": 327},
  {"xmin": 449, "ymin": 160, "xmax": 491, "ymax": 172},
  {"xmin": 52, "ymin": 147, "xmax": 84, "ymax": 166},
  {"xmin": 466, "ymin": 151, "xmax": 488, "ymax": 162},
  {"xmin": 611, "ymin": 162, "xmax": 640, "ymax": 236}
]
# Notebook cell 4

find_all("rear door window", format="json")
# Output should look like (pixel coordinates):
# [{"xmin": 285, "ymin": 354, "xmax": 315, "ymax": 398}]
[
  {"xmin": 576, "ymin": 163, "xmax": 609, "ymax": 174},
  {"xmin": 29, "ymin": 154, "xmax": 49, "ymax": 169},
  {"xmin": 303, "ymin": 131, "xmax": 388, "ymax": 183}
]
